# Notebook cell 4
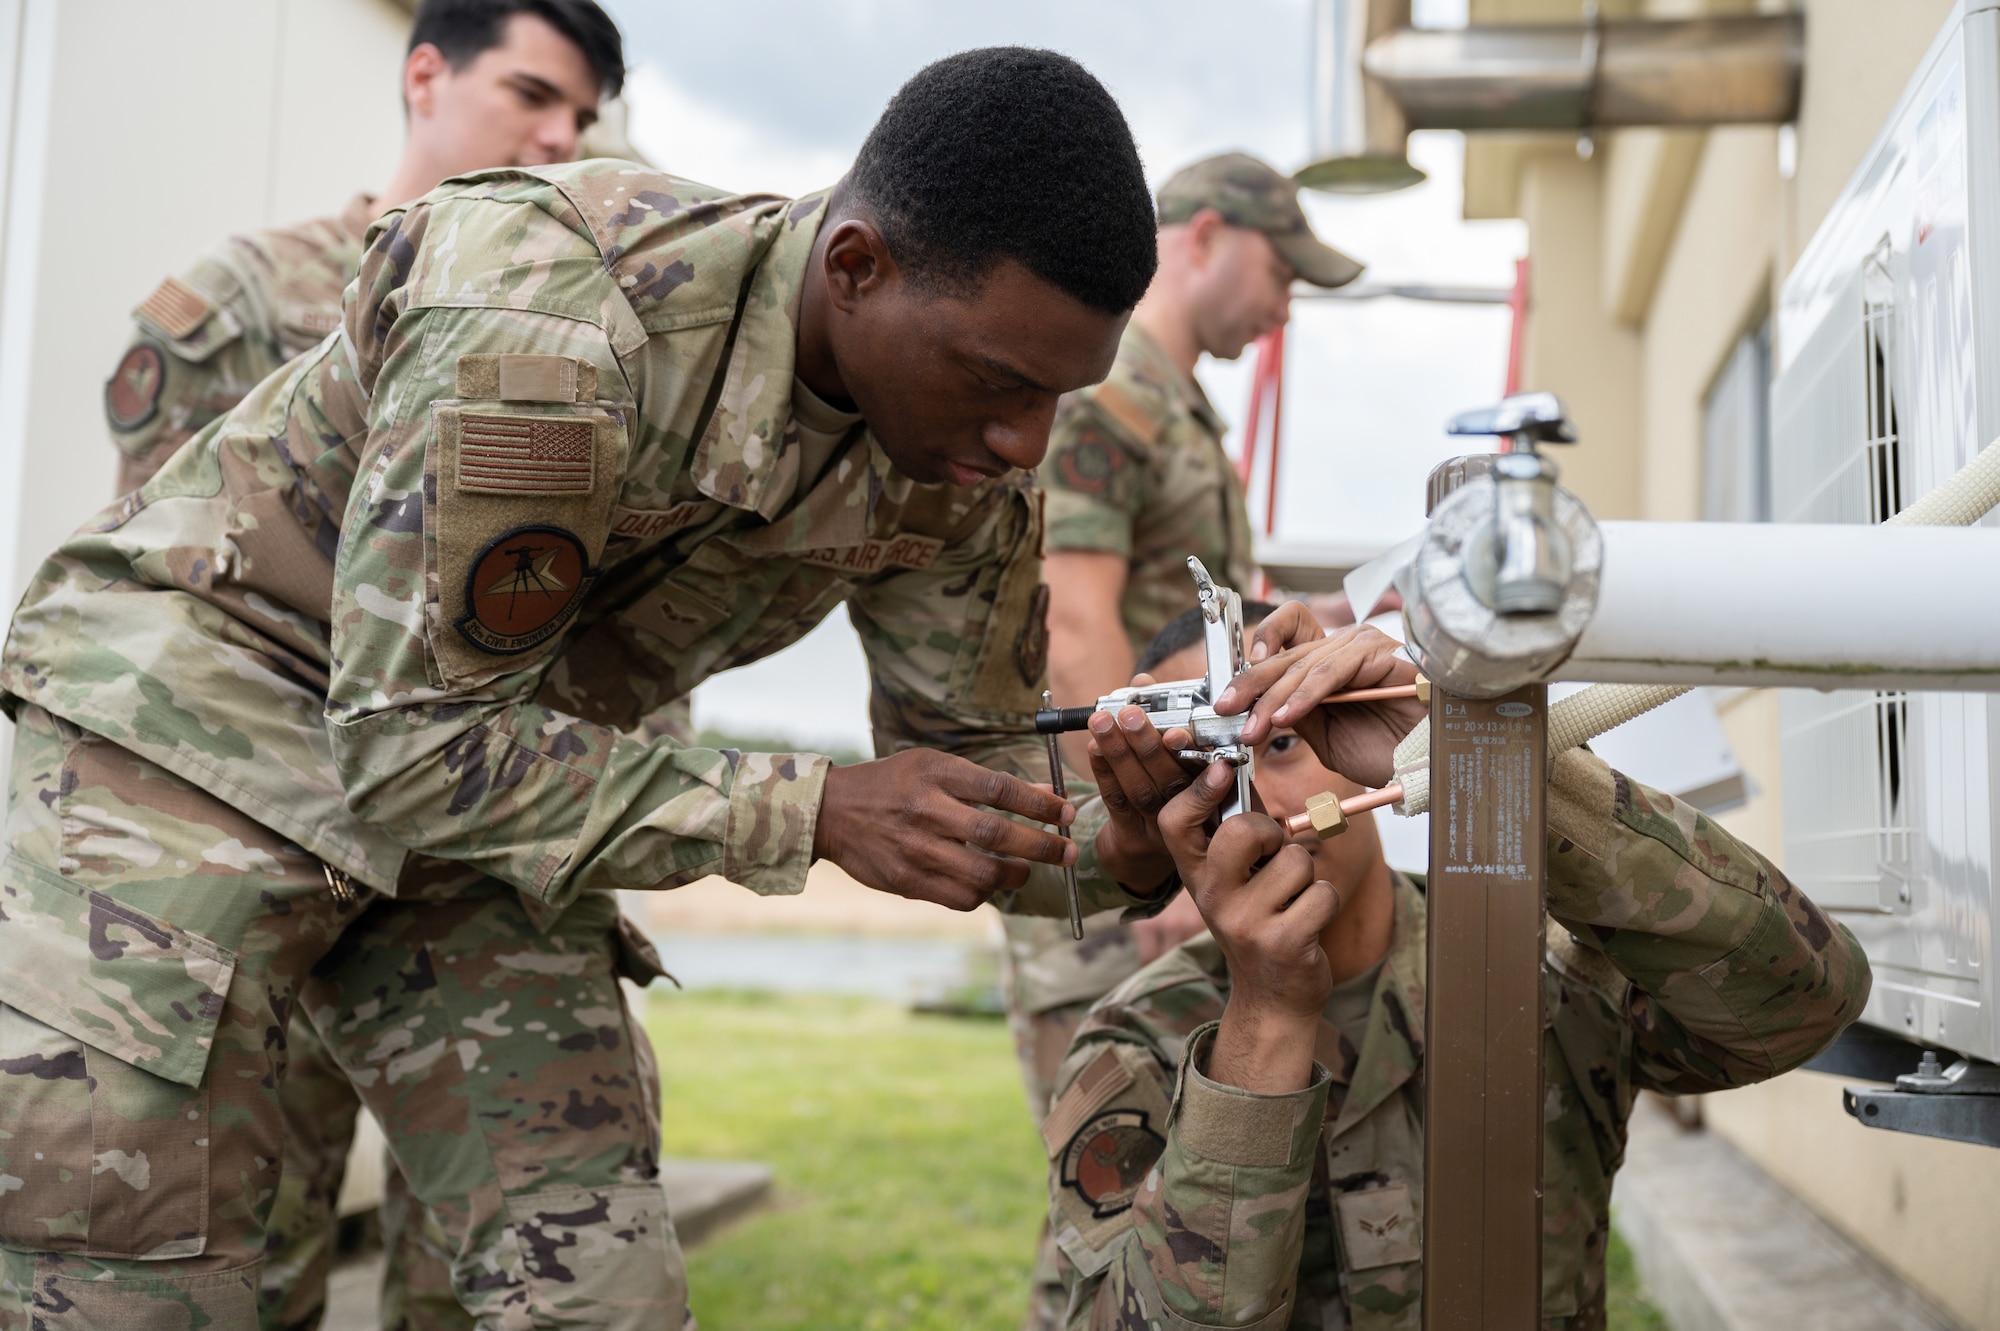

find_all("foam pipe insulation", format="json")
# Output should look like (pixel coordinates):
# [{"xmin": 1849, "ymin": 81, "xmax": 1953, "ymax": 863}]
[{"xmin": 1391, "ymin": 436, "xmax": 2000, "ymax": 816}]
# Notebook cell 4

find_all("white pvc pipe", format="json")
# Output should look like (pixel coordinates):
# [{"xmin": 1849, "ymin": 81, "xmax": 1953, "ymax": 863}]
[
  {"xmin": 1390, "ymin": 435, "xmax": 2000, "ymax": 815},
  {"xmin": 1559, "ymin": 522, "xmax": 2000, "ymax": 691}
]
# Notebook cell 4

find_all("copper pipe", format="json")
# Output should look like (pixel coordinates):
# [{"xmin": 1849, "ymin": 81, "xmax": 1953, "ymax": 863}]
[
  {"xmin": 1322, "ymin": 680, "xmax": 1429, "ymax": 706},
  {"xmin": 1340, "ymin": 784, "xmax": 1404, "ymax": 815}
]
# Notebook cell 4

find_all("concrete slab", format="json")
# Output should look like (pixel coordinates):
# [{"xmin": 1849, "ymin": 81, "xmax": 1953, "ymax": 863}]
[
  {"xmin": 1613, "ymin": 1095, "xmax": 1964, "ymax": 1331},
  {"xmin": 661, "ymin": 1157, "xmax": 775, "ymax": 1248},
  {"xmin": 321, "ymin": 1157, "xmax": 772, "ymax": 1331},
  {"xmin": 323, "ymin": 1253, "xmax": 385, "ymax": 1331}
]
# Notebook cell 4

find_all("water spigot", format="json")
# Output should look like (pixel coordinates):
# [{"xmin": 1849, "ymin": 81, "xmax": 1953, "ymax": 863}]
[{"xmin": 1447, "ymin": 393, "xmax": 1580, "ymax": 617}]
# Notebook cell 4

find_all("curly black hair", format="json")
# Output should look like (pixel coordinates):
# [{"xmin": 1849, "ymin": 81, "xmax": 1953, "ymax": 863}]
[
  {"xmin": 846, "ymin": 48, "xmax": 1157, "ymax": 314},
  {"xmin": 411, "ymin": 0, "xmax": 625, "ymax": 99}
]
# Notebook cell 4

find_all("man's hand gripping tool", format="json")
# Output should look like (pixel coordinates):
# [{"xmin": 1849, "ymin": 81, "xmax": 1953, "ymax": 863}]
[{"xmin": 1035, "ymin": 558, "xmax": 1256, "ymax": 939}]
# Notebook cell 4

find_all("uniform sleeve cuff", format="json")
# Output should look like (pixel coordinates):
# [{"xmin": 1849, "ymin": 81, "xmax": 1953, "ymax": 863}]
[
  {"xmin": 1547, "ymin": 745, "xmax": 1615, "ymax": 862},
  {"xmin": 1173, "ymin": 1022, "xmax": 1330, "ymax": 1169},
  {"xmin": 721, "ymin": 751, "xmax": 829, "ymax": 895}
]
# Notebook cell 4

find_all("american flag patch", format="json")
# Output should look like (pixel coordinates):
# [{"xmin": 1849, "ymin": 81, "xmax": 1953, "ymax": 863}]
[{"xmin": 457, "ymin": 414, "xmax": 595, "ymax": 495}]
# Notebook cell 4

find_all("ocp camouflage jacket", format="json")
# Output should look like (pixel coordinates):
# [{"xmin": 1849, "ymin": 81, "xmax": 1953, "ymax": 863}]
[
  {"xmin": 1045, "ymin": 749, "xmax": 1870, "ymax": 1330},
  {"xmin": 4, "ymin": 163, "xmax": 1113, "ymax": 926},
  {"xmin": 1037, "ymin": 322, "xmax": 1257, "ymax": 654},
  {"xmin": 105, "ymin": 193, "xmax": 375, "ymax": 494}
]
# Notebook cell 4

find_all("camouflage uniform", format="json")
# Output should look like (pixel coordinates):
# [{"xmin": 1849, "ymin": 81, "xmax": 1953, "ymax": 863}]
[
  {"xmin": 1045, "ymin": 749, "xmax": 1872, "ymax": 1330},
  {"xmin": 106, "ymin": 191, "xmax": 450, "ymax": 1331},
  {"xmin": 1037, "ymin": 321, "xmax": 1257, "ymax": 660},
  {"xmin": 105, "ymin": 194, "xmax": 376, "ymax": 496},
  {"xmin": 1015, "ymin": 155, "xmax": 1366, "ymax": 1327},
  {"xmin": 0, "ymin": 163, "xmax": 1120, "ymax": 1326},
  {"xmin": 1013, "ymin": 316, "xmax": 1257, "ymax": 1160},
  {"xmin": 107, "ymin": 191, "xmax": 695, "ymax": 1331}
]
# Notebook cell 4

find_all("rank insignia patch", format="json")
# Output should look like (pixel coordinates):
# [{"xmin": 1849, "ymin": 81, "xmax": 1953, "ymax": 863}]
[
  {"xmin": 1060, "ymin": 1110, "xmax": 1165, "ymax": 1219},
  {"xmin": 106, "ymin": 342, "xmax": 166, "ymax": 431},
  {"xmin": 455, "ymin": 525, "xmax": 597, "ymax": 654}
]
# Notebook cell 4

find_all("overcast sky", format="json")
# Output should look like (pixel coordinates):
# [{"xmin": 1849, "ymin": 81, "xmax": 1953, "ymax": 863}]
[{"xmin": 604, "ymin": 0, "xmax": 1523, "ymax": 754}]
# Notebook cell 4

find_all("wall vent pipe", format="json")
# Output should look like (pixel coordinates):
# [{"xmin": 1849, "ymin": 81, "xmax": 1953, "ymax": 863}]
[{"xmin": 1296, "ymin": 5, "xmax": 1803, "ymax": 195}]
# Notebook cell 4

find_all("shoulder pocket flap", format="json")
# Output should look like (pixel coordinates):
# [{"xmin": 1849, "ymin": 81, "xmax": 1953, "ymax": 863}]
[
  {"xmin": 427, "ymin": 401, "xmax": 626, "ymax": 687},
  {"xmin": 1088, "ymin": 383, "xmax": 1164, "ymax": 450},
  {"xmin": 160, "ymin": 307, "xmax": 247, "ymax": 365},
  {"xmin": 0, "ymin": 853, "xmax": 237, "ymax": 1088}
]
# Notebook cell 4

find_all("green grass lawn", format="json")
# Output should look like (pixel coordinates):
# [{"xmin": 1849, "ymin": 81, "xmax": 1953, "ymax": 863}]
[
  {"xmin": 643, "ymin": 990, "xmax": 1670, "ymax": 1330},
  {"xmin": 1607, "ymin": 1227, "xmax": 1670, "ymax": 1331}
]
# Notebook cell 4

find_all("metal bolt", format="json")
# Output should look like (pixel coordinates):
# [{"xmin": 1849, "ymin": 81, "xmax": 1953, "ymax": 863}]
[{"xmin": 1917, "ymin": 1050, "xmax": 1942, "ymax": 1078}]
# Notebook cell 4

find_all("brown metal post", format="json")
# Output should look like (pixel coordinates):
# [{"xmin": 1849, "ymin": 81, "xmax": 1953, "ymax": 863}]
[{"xmin": 1423, "ymin": 685, "xmax": 1547, "ymax": 1331}]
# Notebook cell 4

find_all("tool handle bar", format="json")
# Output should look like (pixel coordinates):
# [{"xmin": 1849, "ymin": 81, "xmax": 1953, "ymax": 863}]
[{"xmin": 1034, "ymin": 706, "xmax": 1099, "ymax": 734}]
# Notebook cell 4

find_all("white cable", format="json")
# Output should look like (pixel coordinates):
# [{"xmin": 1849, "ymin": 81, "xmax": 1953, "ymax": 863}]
[{"xmin": 1390, "ymin": 436, "xmax": 2000, "ymax": 816}]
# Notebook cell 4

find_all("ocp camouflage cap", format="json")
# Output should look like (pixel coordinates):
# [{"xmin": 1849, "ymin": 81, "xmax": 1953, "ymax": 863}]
[{"xmin": 1156, "ymin": 152, "xmax": 1363, "ymax": 289}]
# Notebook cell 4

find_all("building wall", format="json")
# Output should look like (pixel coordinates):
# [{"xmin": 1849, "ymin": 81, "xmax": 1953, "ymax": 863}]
[
  {"xmin": 1703, "ymin": 1071, "xmax": 2000, "ymax": 1328},
  {"xmin": 1517, "ymin": 151, "xmax": 1645, "ymax": 519},
  {"xmin": 0, "ymin": 0, "xmax": 410, "ymax": 609},
  {"xmin": 1467, "ymin": 0, "xmax": 1993, "ymax": 1323}
]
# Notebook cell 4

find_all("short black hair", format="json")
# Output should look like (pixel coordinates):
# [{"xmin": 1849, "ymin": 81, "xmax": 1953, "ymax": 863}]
[
  {"xmin": 1138, "ymin": 601, "xmax": 1281, "ymax": 676},
  {"xmin": 411, "ymin": 0, "xmax": 625, "ymax": 99},
  {"xmin": 845, "ymin": 47, "xmax": 1157, "ymax": 314}
]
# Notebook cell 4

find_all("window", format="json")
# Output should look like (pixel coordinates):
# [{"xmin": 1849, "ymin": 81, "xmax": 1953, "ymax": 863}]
[{"xmin": 1702, "ymin": 320, "xmax": 1773, "ymax": 522}]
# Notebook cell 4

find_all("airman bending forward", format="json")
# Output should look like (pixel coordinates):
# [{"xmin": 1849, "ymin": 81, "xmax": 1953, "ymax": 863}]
[
  {"xmin": 99, "ymin": 4, "xmax": 644, "ymax": 1326},
  {"xmin": 0, "ymin": 48, "xmax": 1181, "ymax": 1328}
]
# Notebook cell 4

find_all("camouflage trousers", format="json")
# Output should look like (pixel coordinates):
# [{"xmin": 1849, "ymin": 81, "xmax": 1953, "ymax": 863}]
[
  {"xmin": 0, "ymin": 706, "xmax": 691, "ymax": 1329},
  {"xmin": 265, "ymin": 696, "xmax": 689, "ymax": 1331},
  {"xmin": 999, "ymin": 912, "xmax": 1147, "ymax": 1331},
  {"xmin": 260, "ymin": 1015, "xmax": 466, "ymax": 1331}
]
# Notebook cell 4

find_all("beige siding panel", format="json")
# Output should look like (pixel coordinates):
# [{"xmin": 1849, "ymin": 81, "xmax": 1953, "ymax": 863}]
[
  {"xmin": 1705, "ymin": 1070, "xmax": 2000, "ymax": 1330},
  {"xmin": 1519, "ymin": 152, "xmax": 1644, "ymax": 519},
  {"xmin": 2, "ymin": 0, "xmax": 406, "ymax": 600},
  {"xmin": 1601, "ymin": 128, "xmax": 1706, "ymax": 327},
  {"xmin": 1638, "ymin": 124, "xmax": 1780, "ymax": 524}
]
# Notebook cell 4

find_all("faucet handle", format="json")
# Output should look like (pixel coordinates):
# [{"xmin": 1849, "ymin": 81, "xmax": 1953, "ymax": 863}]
[{"xmin": 1446, "ymin": 392, "xmax": 1578, "ymax": 449}]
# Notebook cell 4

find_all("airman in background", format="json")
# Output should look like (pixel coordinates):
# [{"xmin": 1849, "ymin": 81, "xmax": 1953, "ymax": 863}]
[
  {"xmin": 1045, "ymin": 611, "xmax": 1870, "ymax": 1329},
  {"xmin": 1006, "ymin": 152, "xmax": 1363, "ymax": 1329},
  {"xmin": 105, "ymin": 0, "xmax": 626, "ymax": 498}
]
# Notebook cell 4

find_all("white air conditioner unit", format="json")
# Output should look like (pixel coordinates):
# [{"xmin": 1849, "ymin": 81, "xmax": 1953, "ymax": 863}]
[{"xmin": 1772, "ymin": 0, "xmax": 2000, "ymax": 1061}]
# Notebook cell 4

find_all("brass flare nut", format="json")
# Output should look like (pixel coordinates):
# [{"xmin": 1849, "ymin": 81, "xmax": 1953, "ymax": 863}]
[
  {"xmin": 1414, "ymin": 677, "xmax": 1433, "ymax": 706},
  {"xmin": 1302, "ymin": 790, "xmax": 1348, "ymax": 840}
]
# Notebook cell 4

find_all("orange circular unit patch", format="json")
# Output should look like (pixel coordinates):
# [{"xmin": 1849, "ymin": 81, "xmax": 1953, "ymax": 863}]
[
  {"xmin": 106, "ymin": 342, "xmax": 166, "ymax": 431},
  {"xmin": 1060, "ymin": 1109, "xmax": 1164, "ymax": 1219},
  {"xmin": 455, "ymin": 525, "xmax": 594, "ymax": 655}
]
